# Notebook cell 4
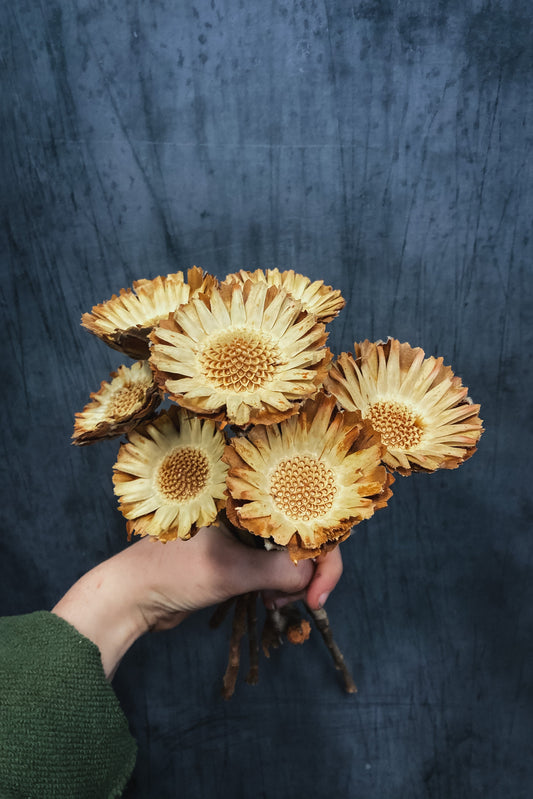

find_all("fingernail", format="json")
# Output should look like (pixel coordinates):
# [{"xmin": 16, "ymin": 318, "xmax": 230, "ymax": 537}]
[{"xmin": 318, "ymin": 591, "xmax": 330, "ymax": 608}]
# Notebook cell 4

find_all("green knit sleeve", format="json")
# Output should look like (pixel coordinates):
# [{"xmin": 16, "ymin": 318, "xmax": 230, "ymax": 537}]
[{"xmin": 0, "ymin": 611, "xmax": 137, "ymax": 798}]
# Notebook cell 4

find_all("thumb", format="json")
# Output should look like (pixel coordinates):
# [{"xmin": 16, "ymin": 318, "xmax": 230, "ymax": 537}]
[{"xmin": 305, "ymin": 547, "xmax": 343, "ymax": 610}]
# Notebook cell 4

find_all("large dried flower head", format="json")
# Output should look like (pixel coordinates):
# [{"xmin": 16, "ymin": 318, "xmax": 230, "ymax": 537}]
[
  {"xmin": 72, "ymin": 361, "xmax": 162, "ymax": 446},
  {"xmin": 224, "ymin": 393, "xmax": 393, "ymax": 561},
  {"xmin": 325, "ymin": 338, "xmax": 483, "ymax": 475},
  {"xmin": 223, "ymin": 268, "xmax": 345, "ymax": 323},
  {"xmin": 112, "ymin": 407, "xmax": 228, "ymax": 541},
  {"xmin": 81, "ymin": 267, "xmax": 217, "ymax": 359},
  {"xmin": 149, "ymin": 280, "xmax": 332, "ymax": 427}
]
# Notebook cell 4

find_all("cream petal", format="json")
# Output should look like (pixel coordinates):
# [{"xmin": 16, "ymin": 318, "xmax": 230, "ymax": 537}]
[
  {"xmin": 209, "ymin": 289, "xmax": 232, "ymax": 328},
  {"xmin": 193, "ymin": 298, "xmax": 220, "ymax": 335},
  {"xmin": 174, "ymin": 306, "xmax": 203, "ymax": 341},
  {"xmin": 239, "ymin": 499, "xmax": 274, "ymax": 519},
  {"xmin": 229, "ymin": 285, "xmax": 247, "ymax": 325}
]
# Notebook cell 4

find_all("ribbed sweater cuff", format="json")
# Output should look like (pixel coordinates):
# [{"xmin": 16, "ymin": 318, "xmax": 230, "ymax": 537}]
[{"xmin": 0, "ymin": 611, "xmax": 137, "ymax": 798}]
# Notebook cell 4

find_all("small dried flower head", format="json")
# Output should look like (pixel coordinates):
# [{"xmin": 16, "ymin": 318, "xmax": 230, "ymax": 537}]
[
  {"xmin": 224, "ymin": 393, "xmax": 393, "ymax": 561},
  {"xmin": 223, "ymin": 268, "xmax": 345, "ymax": 323},
  {"xmin": 81, "ymin": 267, "xmax": 217, "ymax": 359},
  {"xmin": 72, "ymin": 361, "xmax": 161, "ymax": 445},
  {"xmin": 325, "ymin": 338, "xmax": 484, "ymax": 475},
  {"xmin": 112, "ymin": 407, "xmax": 228, "ymax": 541},
  {"xmin": 149, "ymin": 280, "xmax": 332, "ymax": 427}
]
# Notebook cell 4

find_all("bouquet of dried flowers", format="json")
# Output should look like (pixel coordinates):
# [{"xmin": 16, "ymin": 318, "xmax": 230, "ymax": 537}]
[{"xmin": 74, "ymin": 267, "xmax": 483, "ymax": 697}]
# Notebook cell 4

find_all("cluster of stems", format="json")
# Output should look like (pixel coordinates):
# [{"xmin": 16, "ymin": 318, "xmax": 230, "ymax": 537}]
[{"xmin": 210, "ymin": 592, "xmax": 357, "ymax": 699}]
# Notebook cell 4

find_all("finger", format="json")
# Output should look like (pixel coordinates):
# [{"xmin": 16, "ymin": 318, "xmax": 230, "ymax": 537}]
[
  {"xmin": 261, "ymin": 587, "xmax": 309, "ymax": 610},
  {"xmin": 243, "ymin": 548, "xmax": 314, "ymax": 597},
  {"xmin": 305, "ymin": 546, "xmax": 343, "ymax": 610}
]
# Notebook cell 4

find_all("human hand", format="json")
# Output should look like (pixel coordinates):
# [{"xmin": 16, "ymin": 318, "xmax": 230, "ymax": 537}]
[
  {"xmin": 52, "ymin": 524, "xmax": 343, "ymax": 679},
  {"xmin": 133, "ymin": 523, "xmax": 343, "ymax": 625},
  {"xmin": 126, "ymin": 523, "xmax": 317, "ymax": 631}
]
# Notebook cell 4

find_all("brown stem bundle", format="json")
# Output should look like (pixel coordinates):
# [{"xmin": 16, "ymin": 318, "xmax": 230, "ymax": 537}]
[{"xmin": 213, "ymin": 592, "xmax": 356, "ymax": 698}]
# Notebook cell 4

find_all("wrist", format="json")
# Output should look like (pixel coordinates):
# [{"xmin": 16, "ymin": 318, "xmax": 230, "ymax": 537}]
[{"xmin": 52, "ymin": 553, "xmax": 150, "ymax": 680}]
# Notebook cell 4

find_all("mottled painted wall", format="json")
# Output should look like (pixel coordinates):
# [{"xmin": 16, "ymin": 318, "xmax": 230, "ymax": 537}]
[{"xmin": 3, "ymin": 1, "xmax": 532, "ymax": 797}]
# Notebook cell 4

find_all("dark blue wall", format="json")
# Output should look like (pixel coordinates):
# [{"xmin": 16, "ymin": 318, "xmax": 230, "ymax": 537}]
[{"xmin": 3, "ymin": 2, "xmax": 532, "ymax": 797}]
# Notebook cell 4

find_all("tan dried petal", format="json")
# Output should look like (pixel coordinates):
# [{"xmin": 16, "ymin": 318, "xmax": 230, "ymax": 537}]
[
  {"xmin": 72, "ymin": 361, "xmax": 162, "ymax": 445},
  {"xmin": 325, "ymin": 338, "xmax": 484, "ymax": 475}
]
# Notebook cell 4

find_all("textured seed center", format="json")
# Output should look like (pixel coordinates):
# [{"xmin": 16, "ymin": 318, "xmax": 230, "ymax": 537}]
[
  {"xmin": 270, "ymin": 456, "xmax": 337, "ymax": 521},
  {"xmin": 109, "ymin": 385, "xmax": 146, "ymax": 417},
  {"xmin": 158, "ymin": 447, "xmax": 210, "ymax": 501},
  {"xmin": 200, "ymin": 329, "xmax": 281, "ymax": 393},
  {"xmin": 366, "ymin": 400, "xmax": 423, "ymax": 449}
]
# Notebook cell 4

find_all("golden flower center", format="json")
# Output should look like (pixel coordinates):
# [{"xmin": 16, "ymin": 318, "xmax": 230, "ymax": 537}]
[
  {"xmin": 109, "ymin": 385, "xmax": 146, "ymax": 417},
  {"xmin": 270, "ymin": 455, "xmax": 337, "ymax": 521},
  {"xmin": 200, "ymin": 329, "xmax": 281, "ymax": 393},
  {"xmin": 158, "ymin": 447, "xmax": 210, "ymax": 501},
  {"xmin": 366, "ymin": 400, "xmax": 423, "ymax": 449}
]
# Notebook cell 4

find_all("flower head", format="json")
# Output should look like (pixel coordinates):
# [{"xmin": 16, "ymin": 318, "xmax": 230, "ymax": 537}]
[
  {"xmin": 112, "ymin": 407, "xmax": 228, "ymax": 541},
  {"xmin": 72, "ymin": 361, "xmax": 161, "ymax": 445},
  {"xmin": 325, "ymin": 338, "xmax": 483, "ymax": 475},
  {"xmin": 223, "ymin": 268, "xmax": 345, "ymax": 323},
  {"xmin": 224, "ymin": 393, "xmax": 393, "ymax": 561},
  {"xmin": 149, "ymin": 280, "xmax": 332, "ymax": 427},
  {"xmin": 81, "ymin": 267, "xmax": 217, "ymax": 359}
]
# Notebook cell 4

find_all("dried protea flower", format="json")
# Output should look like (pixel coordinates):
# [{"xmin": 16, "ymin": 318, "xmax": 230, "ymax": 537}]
[
  {"xmin": 81, "ymin": 267, "xmax": 217, "ymax": 359},
  {"xmin": 72, "ymin": 361, "xmax": 162, "ymax": 445},
  {"xmin": 224, "ymin": 393, "xmax": 393, "ymax": 561},
  {"xmin": 223, "ymin": 268, "xmax": 345, "ymax": 323},
  {"xmin": 325, "ymin": 338, "xmax": 483, "ymax": 475},
  {"xmin": 112, "ymin": 407, "xmax": 228, "ymax": 541},
  {"xmin": 149, "ymin": 280, "xmax": 332, "ymax": 427}
]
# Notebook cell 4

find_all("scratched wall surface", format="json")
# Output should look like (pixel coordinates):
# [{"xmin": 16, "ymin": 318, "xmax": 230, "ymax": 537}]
[{"xmin": 2, "ymin": 1, "xmax": 532, "ymax": 797}]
